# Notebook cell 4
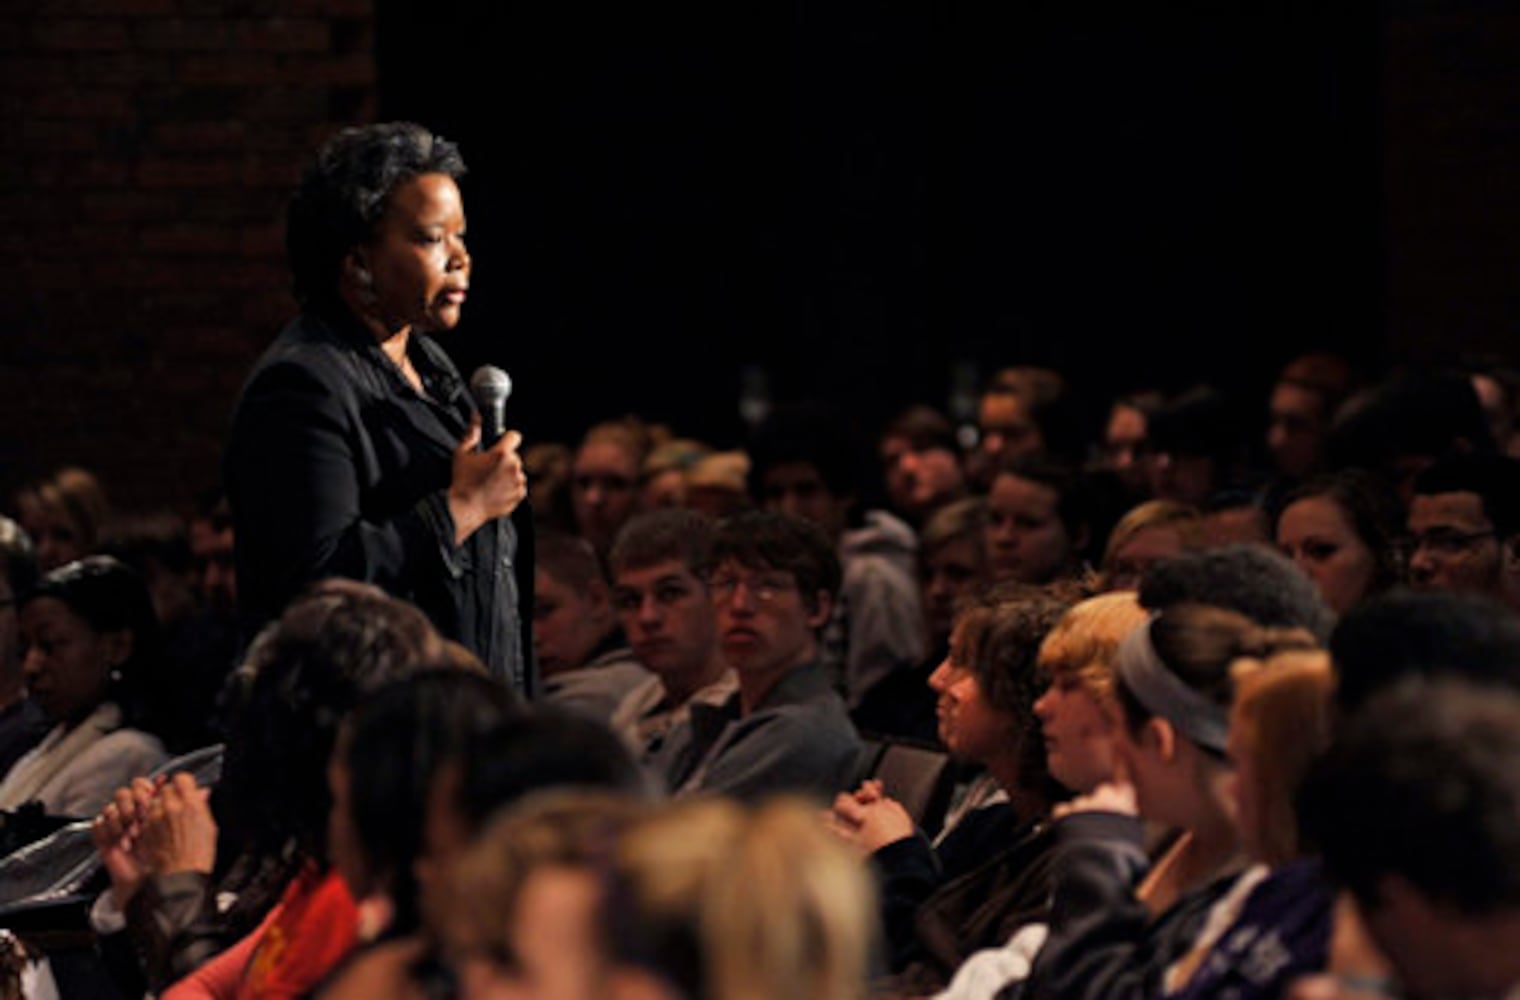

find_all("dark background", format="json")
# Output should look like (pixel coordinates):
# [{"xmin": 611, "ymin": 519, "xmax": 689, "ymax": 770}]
[{"xmin": 2, "ymin": 0, "xmax": 1517, "ymax": 510}]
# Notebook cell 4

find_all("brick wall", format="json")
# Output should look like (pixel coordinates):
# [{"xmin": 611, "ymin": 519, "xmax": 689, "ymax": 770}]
[{"xmin": 0, "ymin": 0, "xmax": 375, "ymax": 514}]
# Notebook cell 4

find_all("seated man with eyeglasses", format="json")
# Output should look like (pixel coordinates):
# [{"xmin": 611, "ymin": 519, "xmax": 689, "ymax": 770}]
[
  {"xmin": 1407, "ymin": 454, "xmax": 1520, "ymax": 612},
  {"xmin": 653, "ymin": 510, "xmax": 863, "ymax": 801}
]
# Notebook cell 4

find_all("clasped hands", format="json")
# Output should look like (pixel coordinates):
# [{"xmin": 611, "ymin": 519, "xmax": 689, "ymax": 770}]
[
  {"xmin": 825, "ymin": 779, "xmax": 917, "ymax": 856},
  {"xmin": 91, "ymin": 772, "xmax": 217, "ymax": 909}
]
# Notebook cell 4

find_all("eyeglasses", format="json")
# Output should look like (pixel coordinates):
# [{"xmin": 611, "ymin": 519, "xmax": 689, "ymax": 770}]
[
  {"xmin": 708, "ymin": 573, "xmax": 796, "ymax": 604},
  {"xmin": 1406, "ymin": 528, "xmax": 1497, "ymax": 558}
]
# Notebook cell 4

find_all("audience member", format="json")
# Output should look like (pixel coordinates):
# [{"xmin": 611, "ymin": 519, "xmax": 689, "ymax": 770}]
[
  {"xmin": 0, "ymin": 519, "xmax": 45, "ymax": 780},
  {"xmin": 307, "ymin": 669, "xmax": 515, "ymax": 1000},
  {"xmin": 90, "ymin": 581, "xmax": 444, "ymax": 996},
  {"xmin": 1101, "ymin": 501, "xmax": 1202, "ymax": 592},
  {"xmin": 750, "ymin": 405, "xmax": 926, "ymax": 707},
  {"xmin": 639, "ymin": 438, "xmax": 712, "ymax": 512},
  {"xmin": 606, "ymin": 509, "xmax": 737, "ymax": 771},
  {"xmin": 1093, "ymin": 391, "xmax": 1163, "ymax": 496},
  {"xmin": 986, "ymin": 458, "xmax": 1093, "ymax": 585},
  {"xmin": 1139, "ymin": 544, "xmax": 1334, "ymax": 640},
  {"xmin": 830, "ymin": 586, "xmax": 1075, "ymax": 991},
  {"xmin": 683, "ymin": 450, "xmax": 753, "ymax": 520},
  {"xmin": 879, "ymin": 405, "xmax": 968, "ymax": 526},
  {"xmin": 1274, "ymin": 470, "xmax": 1404, "ymax": 615},
  {"xmin": 1300, "ymin": 680, "xmax": 1520, "ymax": 1000},
  {"xmin": 188, "ymin": 491, "xmax": 237, "ymax": 620},
  {"xmin": 1406, "ymin": 453, "xmax": 1520, "ymax": 612},
  {"xmin": 1163, "ymin": 650, "xmax": 1338, "ymax": 1000},
  {"xmin": 603, "ymin": 798, "xmax": 877, "ymax": 1000},
  {"xmin": 14, "ymin": 467, "xmax": 112, "ymax": 573},
  {"xmin": 1266, "ymin": 353, "xmax": 1357, "ymax": 483},
  {"xmin": 1197, "ymin": 490, "xmax": 1273, "ymax": 550},
  {"xmin": 656, "ymin": 510, "xmax": 862, "ymax": 801},
  {"xmin": 1145, "ymin": 387, "xmax": 1240, "ymax": 507},
  {"xmin": 853, "ymin": 496, "xmax": 990, "ymax": 743},
  {"xmin": 0, "ymin": 556, "xmax": 167, "ymax": 818},
  {"xmin": 535, "ymin": 532, "xmax": 650, "ymax": 722},
  {"xmin": 1328, "ymin": 587, "xmax": 1520, "ymax": 715},
  {"xmin": 572, "ymin": 420, "xmax": 648, "ymax": 557}
]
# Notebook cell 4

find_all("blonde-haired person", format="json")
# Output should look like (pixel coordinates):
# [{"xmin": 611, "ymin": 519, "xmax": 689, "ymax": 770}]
[
  {"xmin": 605, "ymin": 798, "xmax": 876, "ymax": 1000},
  {"xmin": 1161, "ymin": 652, "xmax": 1338, "ymax": 1000},
  {"xmin": 1016, "ymin": 605, "xmax": 1319, "ymax": 1000},
  {"xmin": 1101, "ymin": 501, "xmax": 1203, "ymax": 593},
  {"xmin": 443, "ymin": 791, "xmax": 648, "ymax": 1000}
]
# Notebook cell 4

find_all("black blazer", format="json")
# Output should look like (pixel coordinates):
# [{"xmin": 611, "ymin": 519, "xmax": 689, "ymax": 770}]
[{"xmin": 225, "ymin": 308, "xmax": 534, "ymax": 694}]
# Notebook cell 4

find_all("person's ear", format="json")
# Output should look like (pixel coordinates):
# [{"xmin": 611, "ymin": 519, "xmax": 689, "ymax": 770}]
[
  {"xmin": 344, "ymin": 252, "xmax": 376, "ymax": 302},
  {"xmin": 1147, "ymin": 717, "xmax": 1177, "ymax": 763},
  {"xmin": 805, "ymin": 590, "xmax": 834, "ymax": 630}
]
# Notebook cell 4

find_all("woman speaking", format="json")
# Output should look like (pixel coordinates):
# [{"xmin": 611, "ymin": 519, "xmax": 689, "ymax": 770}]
[{"xmin": 225, "ymin": 123, "xmax": 533, "ymax": 693}]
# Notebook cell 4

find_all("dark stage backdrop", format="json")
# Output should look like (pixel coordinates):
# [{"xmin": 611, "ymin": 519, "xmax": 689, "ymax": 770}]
[{"xmin": 376, "ymin": 1, "xmax": 1381, "ymax": 449}]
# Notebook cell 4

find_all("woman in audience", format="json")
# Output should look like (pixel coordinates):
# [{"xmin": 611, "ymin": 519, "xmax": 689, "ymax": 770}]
[
  {"xmin": 1162, "ymin": 651, "xmax": 1337, "ymax": 1000},
  {"xmin": 1273, "ymin": 471, "xmax": 1404, "ymax": 616},
  {"xmin": 0, "ymin": 555, "xmax": 166, "ymax": 818},
  {"xmin": 830, "ymin": 585, "xmax": 1075, "ymax": 984},
  {"xmin": 985, "ymin": 460, "xmax": 1092, "ymax": 586},
  {"xmin": 1018, "ymin": 605, "xmax": 1317, "ymax": 1000},
  {"xmin": 1101, "ymin": 502, "xmax": 1202, "ymax": 592},
  {"xmin": 90, "ymin": 581, "xmax": 444, "ymax": 997}
]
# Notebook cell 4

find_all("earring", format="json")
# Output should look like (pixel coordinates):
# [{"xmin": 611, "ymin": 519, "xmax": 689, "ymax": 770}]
[{"xmin": 353, "ymin": 265, "xmax": 378, "ymax": 306}]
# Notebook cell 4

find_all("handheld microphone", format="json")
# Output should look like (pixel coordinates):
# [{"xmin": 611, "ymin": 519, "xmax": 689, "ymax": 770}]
[{"xmin": 468, "ymin": 365, "xmax": 513, "ymax": 449}]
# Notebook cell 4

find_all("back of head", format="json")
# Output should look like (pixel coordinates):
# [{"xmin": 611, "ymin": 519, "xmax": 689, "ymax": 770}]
[
  {"xmin": 747, "ymin": 402, "xmax": 865, "ymax": 503},
  {"xmin": 1116, "ymin": 603, "xmax": 1319, "ymax": 752},
  {"xmin": 608, "ymin": 798, "xmax": 875, "ymax": 1000},
  {"xmin": 1230, "ymin": 651, "xmax": 1335, "ymax": 866},
  {"xmin": 1300, "ymin": 678, "xmax": 1520, "ymax": 914},
  {"xmin": 215, "ymin": 580, "xmax": 444, "ymax": 865},
  {"xmin": 712, "ymin": 510, "xmax": 842, "ymax": 608},
  {"xmin": 342, "ymin": 669, "xmax": 517, "ymax": 932},
  {"xmin": 1329, "ymin": 588, "xmax": 1520, "ymax": 714},
  {"xmin": 1139, "ymin": 544, "xmax": 1334, "ymax": 640},
  {"xmin": 610, "ymin": 508, "xmax": 715, "ymax": 578},
  {"xmin": 459, "ymin": 708, "xmax": 647, "ymax": 832},
  {"xmin": 538, "ymin": 530, "xmax": 608, "ymax": 594},
  {"xmin": 1329, "ymin": 371, "xmax": 1496, "ymax": 472}
]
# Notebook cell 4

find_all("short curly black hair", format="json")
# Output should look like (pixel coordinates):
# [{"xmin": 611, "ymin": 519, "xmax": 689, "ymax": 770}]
[{"xmin": 285, "ymin": 122, "xmax": 467, "ymax": 308}]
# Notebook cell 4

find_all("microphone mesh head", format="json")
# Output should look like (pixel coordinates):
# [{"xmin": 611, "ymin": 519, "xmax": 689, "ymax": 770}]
[{"xmin": 469, "ymin": 365, "xmax": 513, "ymax": 405}]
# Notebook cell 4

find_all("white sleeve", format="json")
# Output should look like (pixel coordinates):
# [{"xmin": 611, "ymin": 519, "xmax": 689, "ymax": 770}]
[{"xmin": 934, "ymin": 923, "xmax": 1050, "ymax": 1000}]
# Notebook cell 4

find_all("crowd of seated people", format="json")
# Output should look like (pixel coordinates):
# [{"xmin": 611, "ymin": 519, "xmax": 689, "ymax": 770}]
[{"xmin": 2, "ymin": 351, "xmax": 1520, "ymax": 999}]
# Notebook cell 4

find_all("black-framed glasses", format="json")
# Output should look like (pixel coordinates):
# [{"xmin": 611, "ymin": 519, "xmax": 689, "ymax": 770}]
[{"xmin": 1406, "ymin": 528, "xmax": 1497, "ymax": 557}]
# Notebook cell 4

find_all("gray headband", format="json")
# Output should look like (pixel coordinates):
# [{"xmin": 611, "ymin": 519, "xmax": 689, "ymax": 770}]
[{"xmin": 1115, "ymin": 620, "xmax": 1231, "ymax": 756}]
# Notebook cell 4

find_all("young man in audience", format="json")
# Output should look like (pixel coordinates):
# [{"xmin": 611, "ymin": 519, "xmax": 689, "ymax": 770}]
[
  {"xmin": 1407, "ymin": 453, "xmax": 1520, "ymax": 612},
  {"xmin": 534, "ymin": 531, "xmax": 650, "ymax": 723},
  {"xmin": 1301, "ymin": 680, "xmax": 1520, "ymax": 1000},
  {"xmin": 606, "ymin": 509, "xmax": 737, "ymax": 770},
  {"xmin": 985, "ymin": 458, "xmax": 1092, "ymax": 586},
  {"xmin": 750, "ymin": 406, "xmax": 926, "ymax": 708},
  {"xmin": 657, "ymin": 510, "xmax": 862, "ymax": 801}
]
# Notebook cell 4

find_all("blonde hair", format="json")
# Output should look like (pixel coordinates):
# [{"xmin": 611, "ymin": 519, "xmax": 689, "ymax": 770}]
[
  {"xmin": 608, "ymin": 798, "xmax": 875, "ymax": 1000},
  {"xmin": 1230, "ymin": 651, "xmax": 1336, "ymax": 866},
  {"xmin": 1101, "ymin": 500, "xmax": 1202, "ymax": 569},
  {"xmin": 444, "ymin": 791, "xmax": 645, "ymax": 963},
  {"xmin": 1037, "ymin": 591, "xmax": 1150, "ymax": 702}
]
